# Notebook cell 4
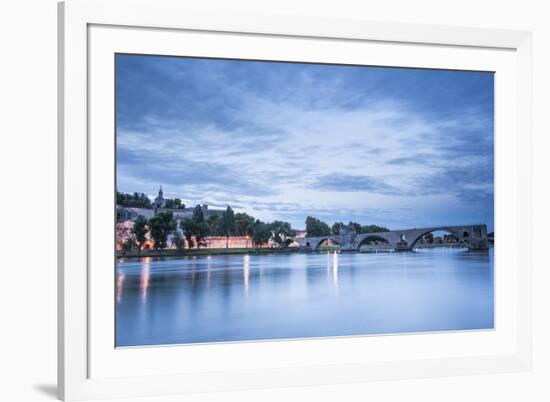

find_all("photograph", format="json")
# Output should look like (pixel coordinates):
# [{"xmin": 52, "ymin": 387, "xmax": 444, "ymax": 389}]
[
  {"xmin": 2, "ymin": 0, "xmax": 543, "ymax": 400},
  {"xmin": 114, "ymin": 54, "xmax": 494, "ymax": 347}
]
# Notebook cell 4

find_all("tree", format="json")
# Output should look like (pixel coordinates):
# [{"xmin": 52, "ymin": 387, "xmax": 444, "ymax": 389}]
[
  {"xmin": 220, "ymin": 206, "xmax": 236, "ymax": 248},
  {"xmin": 206, "ymin": 215, "xmax": 223, "ymax": 236},
  {"xmin": 362, "ymin": 224, "xmax": 389, "ymax": 233},
  {"xmin": 192, "ymin": 205, "xmax": 205, "ymax": 223},
  {"xmin": 180, "ymin": 219, "xmax": 195, "ymax": 249},
  {"xmin": 117, "ymin": 191, "xmax": 153, "ymax": 209},
  {"xmin": 190, "ymin": 205, "xmax": 208, "ymax": 247},
  {"xmin": 348, "ymin": 221, "xmax": 363, "ymax": 234},
  {"xmin": 172, "ymin": 229, "xmax": 185, "ymax": 250},
  {"xmin": 195, "ymin": 222, "xmax": 209, "ymax": 248},
  {"xmin": 122, "ymin": 236, "xmax": 137, "ymax": 254},
  {"xmin": 131, "ymin": 215, "xmax": 149, "ymax": 252},
  {"xmin": 305, "ymin": 216, "xmax": 331, "ymax": 237},
  {"xmin": 249, "ymin": 220, "xmax": 271, "ymax": 248},
  {"xmin": 332, "ymin": 222, "xmax": 344, "ymax": 235},
  {"xmin": 179, "ymin": 209, "xmax": 209, "ymax": 249},
  {"xmin": 148, "ymin": 211, "xmax": 177, "ymax": 250},
  {"xmin": 141, "ymin": 193, "xmax": 152, "ymax": 209},
  {"xmin": 269, "ymin": 221, "xmax": 295, "ymax": 248},
  {"xmin": 235, "ymin": 212, "xmax": 255, "ymax": 236},
  {"xmin": 158, "ymin": 197, "xmax": 185, "ymax": 210},
  {"xmin": 423, "ymin": 233, "xmax": 434, "ymax": 244}
]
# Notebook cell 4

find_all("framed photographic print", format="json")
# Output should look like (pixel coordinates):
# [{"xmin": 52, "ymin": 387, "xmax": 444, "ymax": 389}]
[{"xmin": 58, "ymin": 0, "xmax": 533, "ymax": 400}]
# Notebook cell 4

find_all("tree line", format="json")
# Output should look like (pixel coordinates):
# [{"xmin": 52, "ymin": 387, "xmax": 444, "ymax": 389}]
[
  {"xmin": 120, "ymin": 204, "xmax": 390, "ymax": 253},
  {"xmin": 305, "ymin": 216, "xmax": 389, "ymax": 237},
  {"xmin": 117, "ymin": 192, "xmax": 153, "ymax": 209},
  {"xmin": 117, "ymin": 191, "xmax": 187, "ymax": 210},
  {"xmin": 123, "ymin": 205, "xmax": 297, "ymax": 252}
]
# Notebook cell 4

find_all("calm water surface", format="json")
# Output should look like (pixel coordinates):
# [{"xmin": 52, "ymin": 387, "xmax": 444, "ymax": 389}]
[{"xmin": 116, "ymin": 248, "xmax": 494, "ymax": 347}]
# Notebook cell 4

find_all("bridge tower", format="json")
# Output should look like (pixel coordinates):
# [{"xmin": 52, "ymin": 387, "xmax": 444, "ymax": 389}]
[{"xmin": 467, "ymin": 224, "xmax": 489, "ymax": 250}]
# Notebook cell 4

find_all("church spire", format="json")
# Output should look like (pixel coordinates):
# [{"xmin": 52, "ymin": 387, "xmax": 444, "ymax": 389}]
[{"xmin": 154, "ymin": 185, "xmax": 165, "ymax": 209}]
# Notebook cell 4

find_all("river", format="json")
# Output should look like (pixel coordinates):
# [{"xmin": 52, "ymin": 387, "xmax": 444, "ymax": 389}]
[{"xmin": 115, "ymin": 248, "xmax": 494, "ymax": 347}]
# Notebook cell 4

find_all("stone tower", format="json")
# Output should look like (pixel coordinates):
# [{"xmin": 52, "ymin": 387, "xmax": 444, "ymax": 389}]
[{"xmin": 154, "ymin": 185, "xmax": 166, "ymax": 209}]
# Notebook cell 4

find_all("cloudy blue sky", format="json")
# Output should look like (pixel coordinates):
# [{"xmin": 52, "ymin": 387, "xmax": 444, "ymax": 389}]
[{"xmin": 116, "ymin": 54, "xmax": 494, "ymax": 231}]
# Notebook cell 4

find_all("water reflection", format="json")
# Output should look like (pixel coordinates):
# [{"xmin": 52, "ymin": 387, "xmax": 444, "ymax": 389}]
[
  {"xmin": 116, "ymin": 271, "xmax": 125, "ymax": 303},
  {"xmin": 140, "ymin": 257, "xmax": 151, "ymax": 302},
  {"xmin": 206, "ymin": 255, "xmax": 212, "ymax": 286},
  {"xmin": 243, "ymin": 255, "xmax": 250, "ymax": 294},
  {"xmin": 325, "ymin": 252, "xmax": 339, "ymax": 288},
  {"xmin": 116, "ymin": 249, "xmax": 494, "ymax": 347},
  {"xmin": 332, "ymin": 252, "xmax": 339, "ymax": 288}
]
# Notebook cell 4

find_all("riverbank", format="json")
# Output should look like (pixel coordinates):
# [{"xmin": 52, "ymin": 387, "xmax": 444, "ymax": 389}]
[
  {"xmin": 117, "ymin": 243, "xmax": 493, "ymax": 259},
  {"xmin": 117, "ymin": 247, "xmax": 301, "ymax": 259}
]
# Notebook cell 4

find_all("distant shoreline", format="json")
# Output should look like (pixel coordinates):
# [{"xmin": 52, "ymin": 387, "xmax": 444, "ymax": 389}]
[
  {"xmin": 116, "ymin": 243, "xmax": 493, "ymax": 259},
  {"xmin": 117, "ymin": 247, "xmax": 300, "ymax": 259}
]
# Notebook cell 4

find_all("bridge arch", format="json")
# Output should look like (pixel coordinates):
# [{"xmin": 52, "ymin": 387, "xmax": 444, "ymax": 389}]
[
  {"xmin": 409, "ymin": 227, "xmax": 465, "ymax": 248},
  {"xmin": 285, "ymin": 239, "xmax": 301, "ymax": 248},
  {"xmin": 313, "ymin": 237, "xmax": 341, "ymax": 249},
  {"xmin": 357, "ymin": 235, "xmax": 390, "ymax": 248}
]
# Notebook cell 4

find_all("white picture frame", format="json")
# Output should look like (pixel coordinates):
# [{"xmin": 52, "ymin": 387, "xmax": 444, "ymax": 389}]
[{"xmin": 58, "ymin": 0, "xmax": 533, "ymax": 400}]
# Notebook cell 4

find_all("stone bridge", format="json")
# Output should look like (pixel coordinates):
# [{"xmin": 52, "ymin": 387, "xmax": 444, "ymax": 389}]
[{"xmin": 291, "ymin": 224, "xmax": 489, "ymax": 251}]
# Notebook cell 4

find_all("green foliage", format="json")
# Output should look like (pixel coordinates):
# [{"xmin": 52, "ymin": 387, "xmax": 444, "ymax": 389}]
[
  {"xmin": 179, "ymin": 209, "xmax": 209, "ymax": 249},
  {"xmin": 423, "ymin": 233, "xmax": 434, "ymax": 243},
  {"xmin": 172, "ymin": 229, "xmax": 185, "ymax": 250},
  {"xmin": 337, "ymin": 221, "xmax": 390, "ymax": 234},
  {"xmin": 249, "ymin": 220, "xmax": 272, "ymax": 248},
  {"xmin": 220, "ymin": 206, "xmax": 236, "ymax": 248},
  {"xmin": 122, "ymin": 237, "xmax": 137, "ymax": 253},
  {"xmin": 348, "ymin": 221, "xmax": 363, "ymax": 234},
  {"xmin": 162, "ymin": 198, "xmax": 186, "ymax": 209},
  {"xmin": 332, "ymin": 222, "xmax": 344, "ymax": 235},
  {"xmin": 148, "ymin": 211, "xmax": 177, "ymax": 250},
  {"xmin": 310, "ymin": 218, "xmax": 389, "ymax": 237},
  {"xmin": 362, "ymin": 224, "xmax": 390, "ymax": 233},
  {"xmin": 191, "ymin": 205, "xmax": 208, "ymax": 247},
  {"xmin": 192, "ymin": 205, "xmax": 205, "ymax": 223},
  {"xmin": 206, "ymin": 215, "xmax": 223, "ymax": 236},
  {"xmin": 268, "ymin": 221, "xmax": 295, "ymax": 248},
  {"xmin": 117, "ymin": 191, "xmax": 153, "ymax": 209},
  {"xmin": 194, "ymin": 222, "xmax": 209, "ymax": 248},
  {"xmin": 305, "ymin": 216, "xmax": 331, "ymax": 237},
  {"xmin": 235, "ymin": 212, "xmax": 255, "ymax": 236},
  {"xmin": 131, "ymin": 215, "xmax": 149, "ymax": 251},
  {"xmin": 180, "ymin": 219, "xmax": 195, "ymax": 249}
]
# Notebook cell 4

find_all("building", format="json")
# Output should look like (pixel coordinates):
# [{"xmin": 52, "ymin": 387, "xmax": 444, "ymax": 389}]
[
  {"xmin": 154, "ymin": 185, "xmax": 166, "ymax": 208},
  {"xmin": 116, "ymin": 206, "xmax": 155, "ymax": 221},
  {"xmin": 116, "ymin": 186, "xmax": 224, "ymax": 222},
  {"xmin": 155, "ymin": 204, "xmax": 223, "ymax": 220},
  {"xmin": 293, "ymin": 230, "xmax": 307, "ymax": 238}
]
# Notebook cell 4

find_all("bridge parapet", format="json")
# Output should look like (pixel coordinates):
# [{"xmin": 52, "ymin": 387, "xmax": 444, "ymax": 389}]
[{"xmin": 291, "ymin": 224, "xmax": 489, "ymax": 252}]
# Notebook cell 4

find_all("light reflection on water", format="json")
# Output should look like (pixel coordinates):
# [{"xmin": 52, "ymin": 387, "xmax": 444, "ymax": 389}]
[
  {"xmin": 139, "ymin": 257, "xmax": 151, "ymax": 303},
  {"xmin": 115, "ymin": 248, "xmax": 494, "ymax": 347},
  {"xmin": 332, "ymin": 252, "xmax": 339, "ymax": 288},
  {"xmin": 243, "ymin": 254, "xmax": 250, "ymax": 294}
]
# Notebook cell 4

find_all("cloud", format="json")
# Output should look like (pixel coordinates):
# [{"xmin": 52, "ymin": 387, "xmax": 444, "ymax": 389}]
[
  {"xmin": 115, "ymin": 55, "xmax": 494, "ymax": 230},
  {"xmin": 310, "ymin": 174, "xmax": 397, "ymax": 194},
  {"xmin": 386, "ymin": 154, "xmax": 441, "ymax": 167}
]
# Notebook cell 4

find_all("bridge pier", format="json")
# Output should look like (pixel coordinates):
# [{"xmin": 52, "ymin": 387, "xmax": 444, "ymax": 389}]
[
  {"xmin": 292, "ymin": 224, "xmax": 490, "ymax": 252},
  {"xmin": 394, "ymin": 241, "xmax": 411, "ymax": 252}
]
